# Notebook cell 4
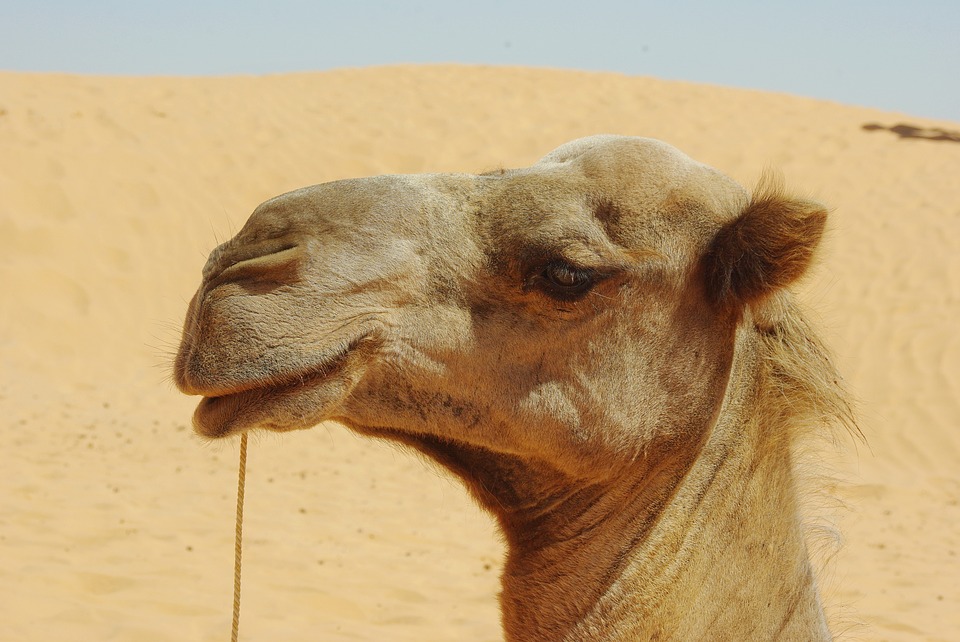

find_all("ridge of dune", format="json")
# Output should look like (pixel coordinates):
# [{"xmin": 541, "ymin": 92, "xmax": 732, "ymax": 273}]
[{"xmin": 1, "ymin": 65, "xmax": 958, "ymax": 641}]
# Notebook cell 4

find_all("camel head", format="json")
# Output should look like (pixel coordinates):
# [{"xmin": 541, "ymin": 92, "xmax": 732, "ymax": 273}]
[{"xmin": 174, "ymin": 135, "xmax": 827, "ymax": 484}]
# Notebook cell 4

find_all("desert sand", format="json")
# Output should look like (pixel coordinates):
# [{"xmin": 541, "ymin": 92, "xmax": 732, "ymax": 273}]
[{"xmin": 1, "ymin": 65, "xmax": 958, "ymax": 641}]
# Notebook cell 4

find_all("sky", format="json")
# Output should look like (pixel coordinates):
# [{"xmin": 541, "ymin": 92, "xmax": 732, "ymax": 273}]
[{"xmin": 2, "ymin": 1, "xmax": 958, "ymax": 122}]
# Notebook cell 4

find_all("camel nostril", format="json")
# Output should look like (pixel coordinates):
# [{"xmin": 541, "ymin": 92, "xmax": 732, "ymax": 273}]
[{"xmin": 208, "ymin": 243, "xmax": 305, "ymax": 288}]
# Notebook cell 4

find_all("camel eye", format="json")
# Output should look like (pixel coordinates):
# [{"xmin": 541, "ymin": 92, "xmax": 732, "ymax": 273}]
[
  {"xmin": 545, "ymin": 262, "xmax": 589, "ymax": 287},
  {"xmin": 539, "ymin": 261, "xmax": 595, "ymax": 299}
]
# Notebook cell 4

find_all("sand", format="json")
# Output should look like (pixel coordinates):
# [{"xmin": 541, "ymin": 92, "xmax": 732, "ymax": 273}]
[{"xmin": 1, "ymin": 65, "xmax": 957, "ymax": 641}]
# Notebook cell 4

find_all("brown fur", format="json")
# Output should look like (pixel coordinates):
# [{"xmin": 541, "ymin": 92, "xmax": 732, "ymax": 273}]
[{"xmin": 174, "ymin": 136, "xmax": 855, "ymax": 640}]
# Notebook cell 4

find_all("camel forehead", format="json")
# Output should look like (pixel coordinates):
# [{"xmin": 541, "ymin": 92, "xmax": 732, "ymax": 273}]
[
  {"xmin": 537, "ymin": 135, "xmax": 747, "ymax": 212},
  {"xmin": 538, "ymin": 134, "xmax": 689, "ymax": 167},
  {"xmin": 479, "ymin": 137, "xmax": 748, "ymax": 256},
  {"xmin": 481, "ymin": 136, "xmax": 747, "ymax": 225}
]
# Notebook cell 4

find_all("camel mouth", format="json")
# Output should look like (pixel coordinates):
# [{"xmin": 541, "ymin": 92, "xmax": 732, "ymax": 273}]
[{"xmin": 191, "ymin": 332, "xmax": 372, "ymax": 438}]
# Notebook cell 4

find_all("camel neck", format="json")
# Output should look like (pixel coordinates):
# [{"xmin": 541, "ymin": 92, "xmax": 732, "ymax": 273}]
[{"xmin": 497, "ymin": 360, "xmax": 831, "ymax": 641}]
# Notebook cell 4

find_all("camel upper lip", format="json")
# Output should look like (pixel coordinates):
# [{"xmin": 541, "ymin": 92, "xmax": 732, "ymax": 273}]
[
  {"xmin": 201, "ymin": 348, "xmax": 349, "ymax": 401},
  {"xmin": 183, "ymin": 330, "xmax": 370, "ymax": 400},
  {"xmin": 187, "ymin": 330, "xmax": 377, "ymax": 439}
]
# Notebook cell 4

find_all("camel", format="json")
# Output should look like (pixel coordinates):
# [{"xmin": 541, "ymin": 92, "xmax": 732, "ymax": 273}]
[{"xmin": 175, "ymin": 135, "xmax": 854, "ymax": 641}]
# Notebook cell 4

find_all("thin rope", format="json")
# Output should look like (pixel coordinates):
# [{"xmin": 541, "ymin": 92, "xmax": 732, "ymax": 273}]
[{"xmin": 231, "ymin": 432, "xmax": 248, "ymax": 642}]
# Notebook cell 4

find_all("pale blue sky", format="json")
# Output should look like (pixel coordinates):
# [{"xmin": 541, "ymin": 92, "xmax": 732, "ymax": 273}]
[{"xmin": 2, "ymin": 1, "xmax": 958, "ymax": 121}]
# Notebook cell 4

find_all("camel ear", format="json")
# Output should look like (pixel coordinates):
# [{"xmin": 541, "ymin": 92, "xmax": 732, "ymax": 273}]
[{"xmin": 706, "ymin": 179, "xmax": 827, "ymax": 308}]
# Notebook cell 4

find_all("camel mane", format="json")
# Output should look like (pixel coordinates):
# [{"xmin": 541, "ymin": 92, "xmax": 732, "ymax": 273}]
[{"xmin": 753, "ymin": 289, "xmax": 860, "ymax": 617}]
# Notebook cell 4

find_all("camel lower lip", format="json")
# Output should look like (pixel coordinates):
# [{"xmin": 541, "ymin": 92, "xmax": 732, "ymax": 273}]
[
  {"xmin": 194, "ymin": 393, "xmax": 249, "ymax": 438},
  {"xmin": 193, "ymin": 369, "xmax": 335, "ymax": 438}
]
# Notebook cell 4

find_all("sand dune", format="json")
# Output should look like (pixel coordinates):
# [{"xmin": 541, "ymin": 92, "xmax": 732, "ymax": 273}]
[{"xmin": 1, "ymin": 65, "xmax": 958, "ymax": 641}]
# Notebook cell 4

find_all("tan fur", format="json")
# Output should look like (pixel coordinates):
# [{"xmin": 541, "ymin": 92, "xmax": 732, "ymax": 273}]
[{"xmin": 174, "ymin": 136, "xmax": 855, "ymax": 640}]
